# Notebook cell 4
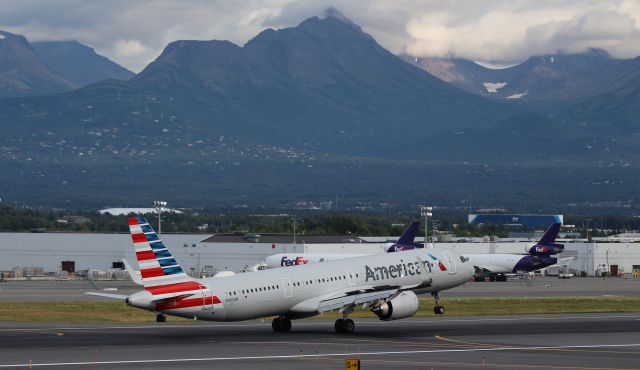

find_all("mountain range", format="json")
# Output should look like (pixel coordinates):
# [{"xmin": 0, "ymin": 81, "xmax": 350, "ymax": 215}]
[
  {"xmin": 403, "ymin": 49, "xmax": 640, "ymax": 102},
  {"xmin": 0, "ymin": 12, "xmax": 638, "ymax": 212},
  {"xmin": 0, "ymin": 30, "xmax": 133, "ymax": 98}
]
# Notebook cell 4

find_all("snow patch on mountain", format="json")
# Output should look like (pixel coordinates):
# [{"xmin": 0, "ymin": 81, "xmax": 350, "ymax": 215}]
[
  {"xmin": 507, "ymin": 92, "xmax": 528, "ymax": 99},
  {"xmin": 483, "ymin": 82, "xmax": 507, "ymax": 93}
]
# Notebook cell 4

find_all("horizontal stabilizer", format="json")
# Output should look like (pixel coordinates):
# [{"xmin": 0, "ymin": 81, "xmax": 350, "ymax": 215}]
[
  {"xmin": 122, "ymin": 258, "xmax": 143, "ymax": 285},
  {"xmin": 85, "ymin": 292, "xmax": 128, "ymax": 300}
]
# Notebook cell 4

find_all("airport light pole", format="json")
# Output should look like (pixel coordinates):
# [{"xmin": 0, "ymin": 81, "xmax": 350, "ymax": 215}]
[
  {"xmin": 291, "ymin": 216, "xmax": 300, "ymax": 252},
  {"xmin": 194, "ymin": 243, "xmax": 200, "ymax": 276},
  {"xmin": 153, "ymin": 200, "xmax": 167, "ymax": 235},
  {"xmin": 420, "ymin": 206, "xmax": 433, "ymax": 247}
]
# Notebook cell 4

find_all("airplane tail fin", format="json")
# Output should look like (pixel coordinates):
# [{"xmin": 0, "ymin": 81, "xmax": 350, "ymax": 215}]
[
  {"xmin": 396, "ymin": 220, "xmax": 421, "ymax": 245},
  {"xmin": 529, "ymin": 222, "xmax": 564, "ymax": 255},
  {"xmin": 128, "ymin": 217, "xmax": 202, "ymax": 296},
  {"xmin": 386, "ymin": 220, "xmax": 423, "ymax": 252}
]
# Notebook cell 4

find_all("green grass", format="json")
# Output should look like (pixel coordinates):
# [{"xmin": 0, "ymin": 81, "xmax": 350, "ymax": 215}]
[{"xmin": 1, "ymin": 297, "xmax": 639, "ymax": 323}]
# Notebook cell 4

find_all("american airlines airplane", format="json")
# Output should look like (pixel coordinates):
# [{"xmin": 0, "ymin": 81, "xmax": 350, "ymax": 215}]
[
  {"xmin": 265, "ymin": 223, "xmax": 565, "ymax": 282},
  {"xmin": 89, "ymin": 217, "xmax": 474, "ymax": 334}
]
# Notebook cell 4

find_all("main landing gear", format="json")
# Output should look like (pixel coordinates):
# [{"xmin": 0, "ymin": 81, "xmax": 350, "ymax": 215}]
[
  {"xmin": 432, "ymin": 292, "xmax": 445, "ymax": 315},
  {"xmin": 334, "ymin": 305, "xmax": 355, "ymax": 334},
  {"xmin": 272, "ymin": 316, "xmax": 292, "ymax": 333},
  {"xmin": 156, "ymin": 313, "xmax": 166, "ymax": 322},
  {"xmin": 334, "ymin": 319, "xmax": 355, "ymax": 334}
]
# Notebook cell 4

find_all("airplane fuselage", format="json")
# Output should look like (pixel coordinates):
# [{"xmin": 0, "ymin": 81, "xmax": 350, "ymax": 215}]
[
  {"xmin": 128, "ymin": 248, "xmax": 474, "ymax": 321},
  {"xmin": 267, "ymin": 251, "xmax": 559, "ymax": 275}
]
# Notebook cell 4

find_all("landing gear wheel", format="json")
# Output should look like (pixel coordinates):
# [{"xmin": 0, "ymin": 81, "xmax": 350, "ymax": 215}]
[
  {"xmin": 343, "ymin": 319, "xmax": 355, "ymax": 334},
  {"xmin": 156, "ymin": 313, "xmax": 166, "ymax": 323},
  {"xmin": 335, "ymin": 319, "xmax": 355, "ymax": 334},
  {"xmin": 272, "ymin": 317, "xmax": 281, "ymax": 332},
  {"xmin": 280, "ymin": 317, "xmax": 292, "ymax": 332},
  {"xmin": 431, "ymin": 291, "xmax": 445, "ymax": 315},
  {"xmin": 334, "ymin": 319, "xmax": 345, "ymax": 334}
]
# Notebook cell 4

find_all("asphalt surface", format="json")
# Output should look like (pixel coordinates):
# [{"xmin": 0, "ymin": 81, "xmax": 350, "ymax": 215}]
[
  {"xmin": 1, "ymin": 277, "xmax": 639, "ymax": 302},
  {"xmin": 0, "ymin": 314, "xmax": 639, "ymax": 369}
]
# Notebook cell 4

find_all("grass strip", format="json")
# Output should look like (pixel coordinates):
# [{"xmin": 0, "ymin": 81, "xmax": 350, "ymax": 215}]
[{"xmin": 1, "ymin": 297, "xmax": 639, "ymax": 323}]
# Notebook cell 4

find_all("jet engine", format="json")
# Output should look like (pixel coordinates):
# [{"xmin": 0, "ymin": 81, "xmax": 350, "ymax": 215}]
[{"xmin": 372, "ymin": 291, "xmax": 419, "ymax": 321}]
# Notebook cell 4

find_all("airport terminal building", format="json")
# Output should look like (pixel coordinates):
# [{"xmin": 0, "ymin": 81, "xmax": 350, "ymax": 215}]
[{"xmin": 1, "ymin": 231, "xmax": 639, "ymax": 278}]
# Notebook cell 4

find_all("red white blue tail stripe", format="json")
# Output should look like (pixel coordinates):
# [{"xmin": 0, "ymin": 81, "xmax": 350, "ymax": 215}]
[
  {"xmin": 128, "ymin": 217, "xmax": 195, "ymax": 290},
  {"xmin": 128, "ymin": 217, "xmax": 221, "ymax": 310}
]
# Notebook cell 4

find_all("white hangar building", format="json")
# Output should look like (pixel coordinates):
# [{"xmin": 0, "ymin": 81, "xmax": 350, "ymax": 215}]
[{"xmin": 0, "ymin": 232, "xmax": 639, "ymax": 277}]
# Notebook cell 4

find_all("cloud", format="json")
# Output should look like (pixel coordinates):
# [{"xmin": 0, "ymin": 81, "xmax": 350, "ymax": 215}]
[
  {"xmin": 402, "ymin": 1, "xmax": 640, "ymax": 63},
  {"xmin": 0, "ymin": 0, "xmax": 638, "ymax": 72}
]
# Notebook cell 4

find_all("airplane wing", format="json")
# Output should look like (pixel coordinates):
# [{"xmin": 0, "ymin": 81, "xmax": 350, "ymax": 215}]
[
  {"xmin": 288, "ymin": 286, "xmax": 400, "ymax": 314},
  {"xmin": 317, "ymin": 289, "xmax": 398, "ymax": 312},
  {"xmin": 85, "ymin": 292, "xmax": 128, "ymax": 300},
  {"xmin": 474, "ymin": 265, "xmax": 507, "ymax": 273}
]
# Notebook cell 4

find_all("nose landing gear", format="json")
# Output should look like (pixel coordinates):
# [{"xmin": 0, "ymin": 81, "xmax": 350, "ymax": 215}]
[{"xmin": 432, "ymin": 291, "xmax": 445, "ymax": 315}]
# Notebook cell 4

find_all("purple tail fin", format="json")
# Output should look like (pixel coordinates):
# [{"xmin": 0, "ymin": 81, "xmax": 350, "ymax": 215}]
[
  {"xmin": 538, "ymin": 223, "xmax": 561, "ymax": 246},
  {"xmin": 529, "ymin": 222, "xmax": 563, "ymax": 255},
  {"xmin": 397, "ymin": 220, "xmax": 421, "ymax": 244},
  {"xmin": 386, "ymin": 220, "xmax": 423, "ymax": 252}
]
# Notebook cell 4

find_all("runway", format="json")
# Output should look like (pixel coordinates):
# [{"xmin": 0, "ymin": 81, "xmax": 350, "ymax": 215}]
[{"xmin": 1, "ymin": 314, "xmax": 639, "ymax": 369}]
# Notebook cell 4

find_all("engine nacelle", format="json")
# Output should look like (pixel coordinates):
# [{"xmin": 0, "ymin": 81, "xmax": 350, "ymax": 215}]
[{"xmin": 372, "ymin": 291, "xmax": 419, "ymax": 321}]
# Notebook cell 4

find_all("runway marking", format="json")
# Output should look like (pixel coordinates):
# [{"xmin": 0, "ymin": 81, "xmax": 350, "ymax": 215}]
[
  {"xmin": 316, "ymin": 357, "xmax": 640, "ymax": 370},
  {"xmin": 222, "ymin": 339, "xmax": 458, "ymax": 349},
  {"xmin": 0, "ymin": 330, "xmax": 64, "ymax": 337},
  {"xmin": 436, "ymin": 335, "xmax": 640, "ymax": 357},
  {"xmin": 331, "ymin": 337, "xmax": 464, "ymax": 348},
  {"xmin": 218, "ymin": 341, "xmax": 342, "ymax": 346},
  {"xmin": 1, "ymin": 343, "xmax": 639, "ymax": 368},
  {"xmin": 435, "ymin": 334, "xmax": 503, "ymax": 348}
]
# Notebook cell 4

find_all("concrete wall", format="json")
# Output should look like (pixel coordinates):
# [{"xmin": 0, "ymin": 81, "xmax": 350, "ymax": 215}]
[{"xmin": 0, "ymin": 233, "xmax": 204, "ymax": 273}]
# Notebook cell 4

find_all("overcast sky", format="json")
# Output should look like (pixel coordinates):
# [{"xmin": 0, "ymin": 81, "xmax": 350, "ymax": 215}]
[{"xmin": 2, "ymin": 0, "xmax": 639, "ymax": 72}]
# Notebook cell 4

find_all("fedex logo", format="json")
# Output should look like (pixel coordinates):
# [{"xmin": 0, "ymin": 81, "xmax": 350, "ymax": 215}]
[
  {"xmin": 281, "ymin": 256, "xmax": 309, "ymax": 266},
  {"xmin": 535, "ymin": 246, "xmax": 549, "ymax": 253}
]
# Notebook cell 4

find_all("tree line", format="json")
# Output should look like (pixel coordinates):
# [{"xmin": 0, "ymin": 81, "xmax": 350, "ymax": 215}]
[{"xmin": 1, "ymin": 205, "xmax": 638, "ymax": 237}]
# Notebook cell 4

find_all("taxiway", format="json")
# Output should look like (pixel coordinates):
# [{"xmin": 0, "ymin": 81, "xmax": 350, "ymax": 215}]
[{"xmin": 0, "ymin": 313, "xmax": 638, "ymax": 369}]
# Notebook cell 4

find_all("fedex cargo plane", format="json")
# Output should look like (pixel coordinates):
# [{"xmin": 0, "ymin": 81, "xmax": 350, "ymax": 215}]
[
  {"xmin": 270, "ymin": 220, "xmax": 423, "ymax": 267},
  {"xmin": 89, "ymin": 217, "xmax": 474, "ymax": 334},
  {"xmin": 266, "ymin": 222, "xmax": 565, "ymax": 281}
]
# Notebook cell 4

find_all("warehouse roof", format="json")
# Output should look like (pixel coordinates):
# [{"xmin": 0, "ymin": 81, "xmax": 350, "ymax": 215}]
[{"xmin": 201, "ymin": 233, "xmax": 363, "ymax": 244}]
